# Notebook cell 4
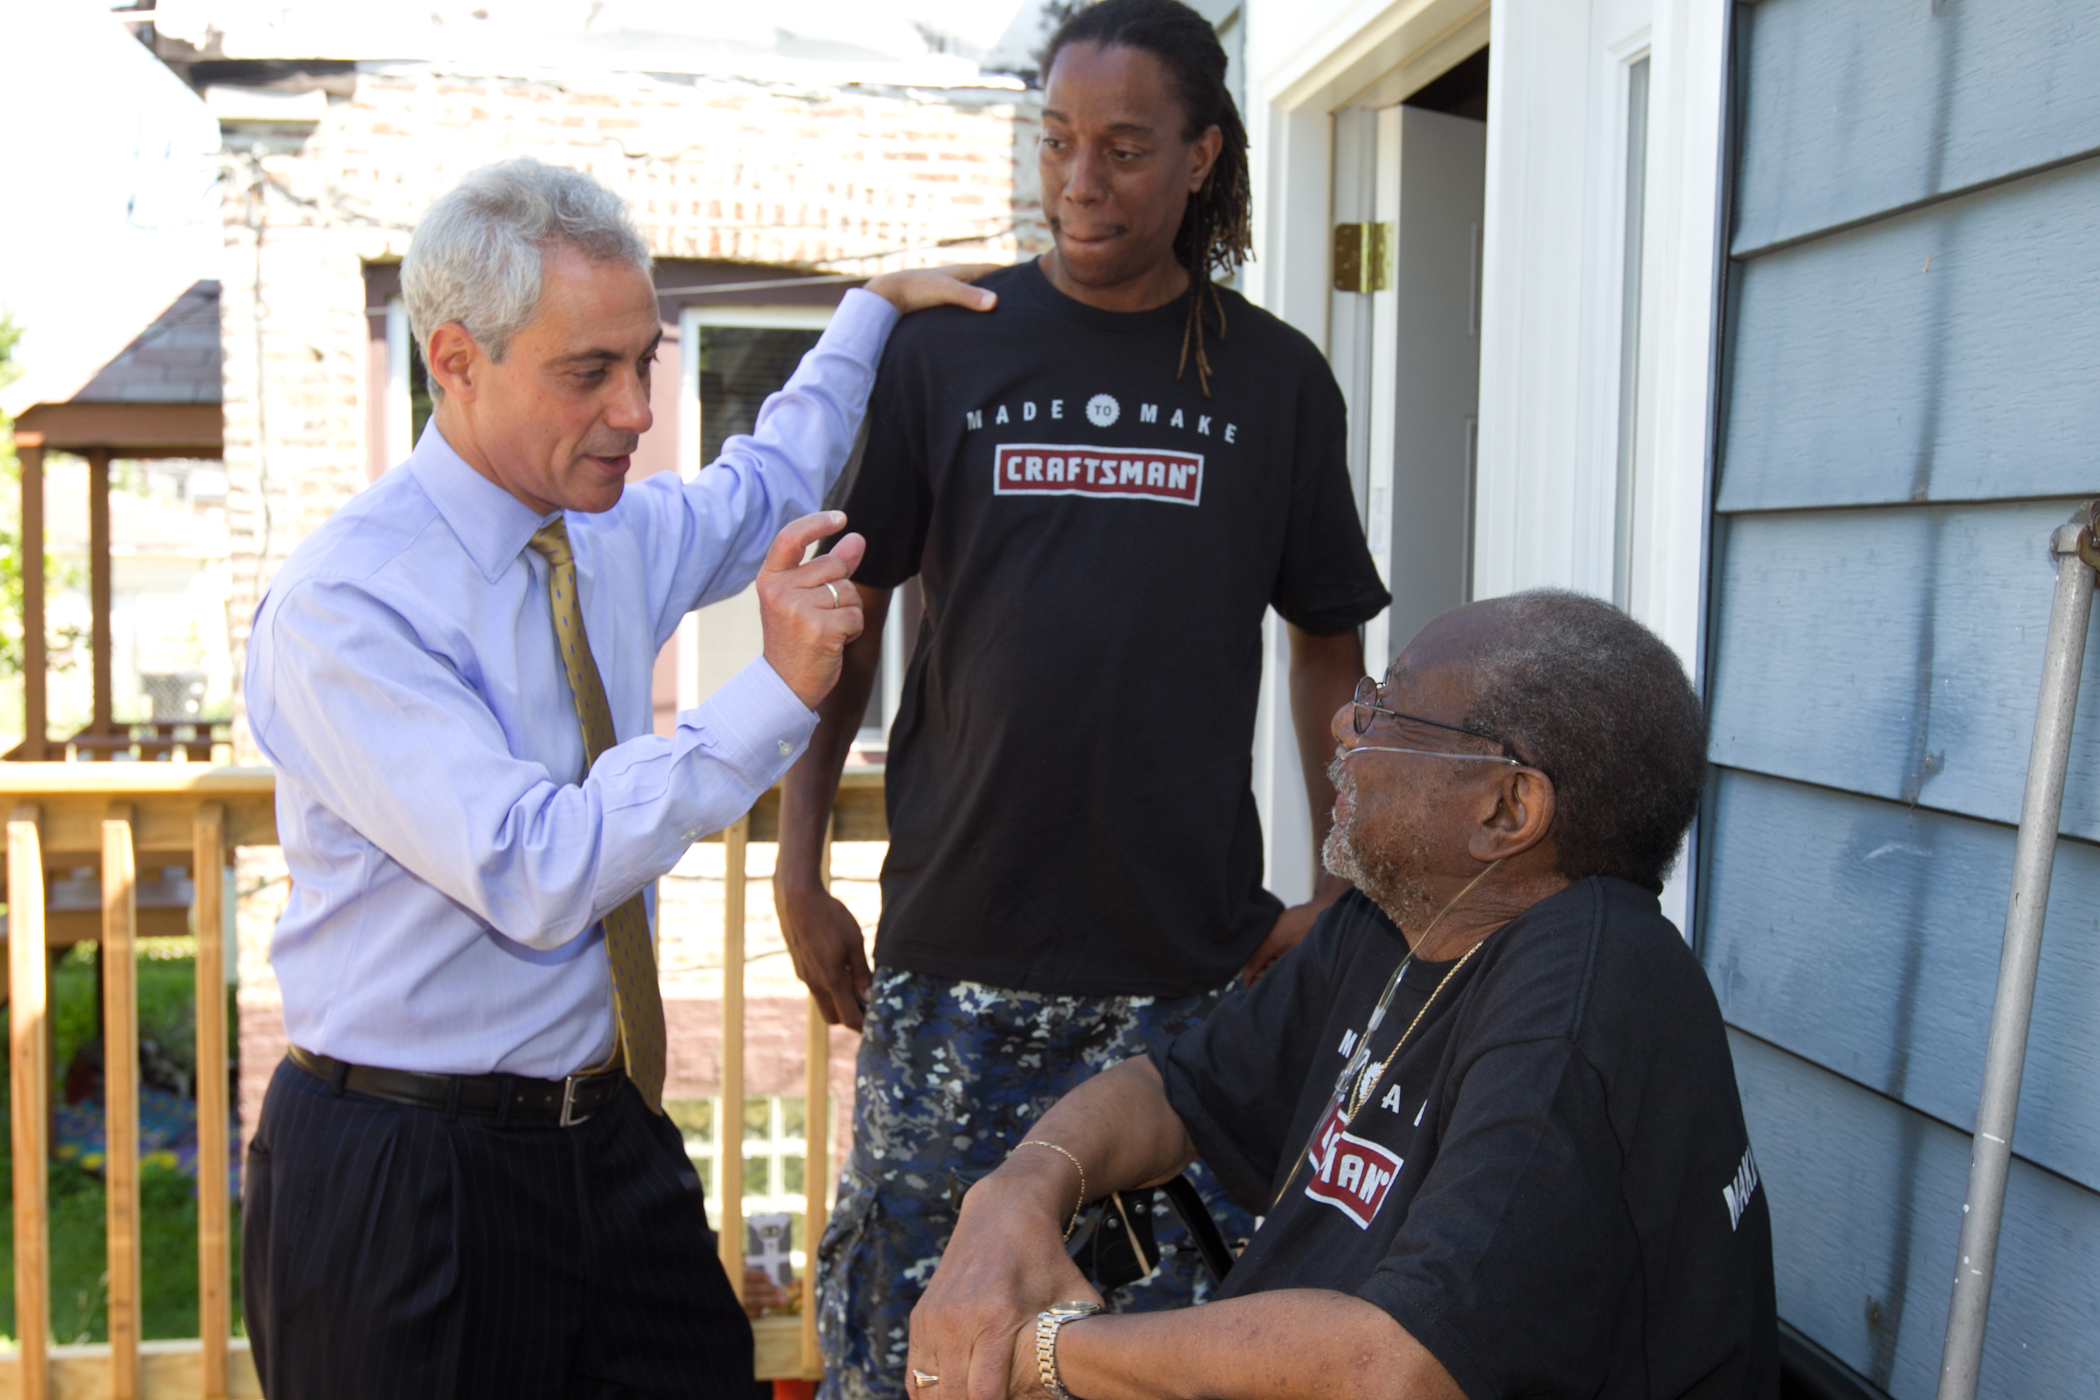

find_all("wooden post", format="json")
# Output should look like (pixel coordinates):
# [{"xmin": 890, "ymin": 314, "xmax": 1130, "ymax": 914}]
[
  {"xmin": 18, "ymin": 437, "xmax": 46, "ymax": 759},
  {"xmin": 87, "ymin": 449, "xmax": 114, "ymax": 747},
  {"xmin": 717, "ymin": 815, "xmax": 748, "ymax": 1299},
  {"xmin": 10, "ymin": 806, "xmax": 50, "ymax": 1400},
  {"xmin": 801, "ymin": 818, "xmax": 835, "ymax": 1377},
  {"xmin": 194, "ymin": 805, "xmax": 231, "ymax": 1399},
  {"xmin": 102, "ymin": 804, "xmax": 141, "ymax": 1399}
]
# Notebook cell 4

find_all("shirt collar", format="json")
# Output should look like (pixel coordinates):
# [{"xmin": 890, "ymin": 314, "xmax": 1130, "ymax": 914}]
[{"xmin": 409, "ymin": 425, "xmax": 559, "ymax": 583}]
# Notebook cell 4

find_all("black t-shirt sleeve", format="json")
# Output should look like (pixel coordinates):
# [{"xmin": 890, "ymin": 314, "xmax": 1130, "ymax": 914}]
[
  {"xmin": 841, "ymin": 334, "xmax": 932, "ymax": 590},
  {"xmin": 1361, "ymin": 1037, "xmax": 1634, "ymax": 1400},
  {"xmin": 1152, "ymin": 918, "xmax": 1341, "ymax": 1215},
  {"xmin": 1269, "ymin": 362, "xmax": 1390, "ymax": 634}
]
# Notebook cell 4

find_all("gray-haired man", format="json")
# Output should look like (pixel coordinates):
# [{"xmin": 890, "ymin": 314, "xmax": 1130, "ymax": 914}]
[
  {"xmin": 911, "ymin": 592, "xmax": 1777, "ymax": 1400},
  {"xmin": 241, "ymin": 157, "xmax": 991, "ymax": 1399}
]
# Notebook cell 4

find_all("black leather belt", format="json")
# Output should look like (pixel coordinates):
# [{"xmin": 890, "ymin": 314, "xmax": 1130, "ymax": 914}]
[{"xmin": 288, "ymin": 1045, "xmax": 624, "ymax": 1127}]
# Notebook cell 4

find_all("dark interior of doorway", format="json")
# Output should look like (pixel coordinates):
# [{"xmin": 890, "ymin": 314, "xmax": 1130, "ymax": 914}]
[{"xmin": 1404, "ymin": 46, "xmax": 1488, "ymax": 121}]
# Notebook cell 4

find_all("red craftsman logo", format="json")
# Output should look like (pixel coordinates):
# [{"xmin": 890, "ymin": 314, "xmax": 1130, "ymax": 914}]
[
  {"xmin": 1303, "ymin": 1100, "xmax": 1403, "ymax": 1229},
  {"xmin": 993, "ymin": 443, "xmax": 1204, "ymax": 506}
]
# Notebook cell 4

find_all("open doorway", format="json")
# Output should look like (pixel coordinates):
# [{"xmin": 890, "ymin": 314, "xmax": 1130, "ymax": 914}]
[{"xmin": 1329, "ymin": 48, "xmax": 1488, "ymax": 672}]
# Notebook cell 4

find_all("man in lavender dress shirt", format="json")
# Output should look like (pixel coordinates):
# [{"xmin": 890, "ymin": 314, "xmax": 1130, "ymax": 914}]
[{"xmin": 241, "ymin": 158, "xmax": 992, "ymax": 1400}]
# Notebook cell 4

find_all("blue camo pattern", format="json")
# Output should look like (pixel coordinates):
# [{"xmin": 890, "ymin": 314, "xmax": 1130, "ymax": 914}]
[{"xmin": 816, "ymin": 969, "xmax": 1254, "ymax": 1400}]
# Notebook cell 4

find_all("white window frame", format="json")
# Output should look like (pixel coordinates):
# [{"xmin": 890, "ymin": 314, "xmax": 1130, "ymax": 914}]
[
  {"xmin": 1608, "ymin": 38, "xmax": 1654, "ymax": 611},
  {"xmin": 680, "ymin": 1092, "xmax": 815, "ymax": 1272},
  {"xmin": 675, "ymin": 304, "xmax": 899, "ymax": 746},
  {"xmin": 384, "ymin": 296, "xmax": 414, "ymax": 469},
  {"xmin": 676, "ymin": 303, "xmax": 840, "ymax": 481}
]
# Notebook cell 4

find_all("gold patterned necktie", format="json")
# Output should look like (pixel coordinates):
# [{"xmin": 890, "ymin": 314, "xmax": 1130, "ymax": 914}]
[{"xmin": 528, "ymin": 518, "xmax": 667, "ymax": 1113}]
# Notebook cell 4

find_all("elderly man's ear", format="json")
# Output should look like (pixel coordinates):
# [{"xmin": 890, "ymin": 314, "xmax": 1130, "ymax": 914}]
[{"xmin": 1470, "ymin": 769, "xmax": 1556, "ymax": 865}]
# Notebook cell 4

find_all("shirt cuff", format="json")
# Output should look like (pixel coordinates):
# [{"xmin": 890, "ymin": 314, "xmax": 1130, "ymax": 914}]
[
  {"xmin": 826, "ymin": 286, "xmax": 902, "ymax": 361},
  {"xmin": 680, "ymin": 656, "xmax": 820, "ymax": 788}
]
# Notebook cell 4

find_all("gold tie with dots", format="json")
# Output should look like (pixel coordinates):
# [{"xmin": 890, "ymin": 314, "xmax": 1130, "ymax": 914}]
[{"xmin": 529, "ymin": 519, "xmax": 667, "ymax": 1114}]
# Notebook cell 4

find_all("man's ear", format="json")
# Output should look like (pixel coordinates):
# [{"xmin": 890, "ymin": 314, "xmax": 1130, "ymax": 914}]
[
  {"xmin": 425, "ymin": 323, "xmax": 483, "ymax": 403},
  {"xmin": 1189, "ymin": 124, "xmax": 1223, "ymax": 191},
  {"xmin": 1467, "ymin": 769, "xmax": 1556, "ymax": 864}
]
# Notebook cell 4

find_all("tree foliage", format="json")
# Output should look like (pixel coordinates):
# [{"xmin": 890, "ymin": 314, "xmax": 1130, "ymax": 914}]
[{"xmin": 0, "ymin": 313, "xmax": 81, "ymax": 684}]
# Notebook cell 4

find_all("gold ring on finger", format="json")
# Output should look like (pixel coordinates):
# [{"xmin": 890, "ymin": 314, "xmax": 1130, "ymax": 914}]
[{"xmin": 911, "ymin": 1370, "xmax": 939, "ymax": 1388}]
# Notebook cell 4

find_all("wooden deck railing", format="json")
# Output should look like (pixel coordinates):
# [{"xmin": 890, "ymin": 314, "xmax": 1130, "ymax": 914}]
[{"xmin": 0, "ymin": 764, "xmax": 884, "ymax": 1396}]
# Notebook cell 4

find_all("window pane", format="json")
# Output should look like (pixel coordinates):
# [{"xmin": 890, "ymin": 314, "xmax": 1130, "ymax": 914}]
[
  {"xmin": 1613, "ymin": 56, "xmax": 1651, "ymax": 610},
  {"xmin": 699, "ymin": 327, "xmax": 823, "ymax": 465},
  {"xmin": 666, "ymin": 1097, "xmax": 714, "ymax": 1144},
  {"xmin": 744, "ymin": 1154, "xmax": 771, "ymax": 1196},
  {"xmin": 780, "ymin": 1096, "xmax": 806, "ymax": 1139},
  {"xmin": 784, "ymin": 1155, "xmax": 805, "ymax": 1194},
  {"xmin": 744, "ymin": 1096, "xmax": 772, "ymax": 1142}
]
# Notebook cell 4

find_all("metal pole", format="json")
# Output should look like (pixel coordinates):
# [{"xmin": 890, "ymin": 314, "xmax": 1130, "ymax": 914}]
[{"xmin": 1934, "ymin": 510, "xmax": 2097, "ymax": 1400}]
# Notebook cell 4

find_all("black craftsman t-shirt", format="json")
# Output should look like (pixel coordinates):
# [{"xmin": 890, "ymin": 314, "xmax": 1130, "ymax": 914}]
[
  {"xmin": 844, "ymin": 259, "xmax": 1388, "ymax": 996},
  {"xmin": 1155, "ymin": 882, "xmax": 1779, "ymax": 1399}
]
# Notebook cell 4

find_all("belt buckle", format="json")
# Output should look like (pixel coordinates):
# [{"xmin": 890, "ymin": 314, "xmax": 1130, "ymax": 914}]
[{"xmin": 559, "ymin": 1074, "xmax": 592, "ymax": 1128}]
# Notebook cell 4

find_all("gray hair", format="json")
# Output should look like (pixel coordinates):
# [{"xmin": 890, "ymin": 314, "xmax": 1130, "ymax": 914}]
[
  {"xmin": 1459, "ymin": 590, "xmax": 1707, "ymax": 892},
  {"xmin": 402, "ymin": 158, "xmax": 651, "ymax": 396}
]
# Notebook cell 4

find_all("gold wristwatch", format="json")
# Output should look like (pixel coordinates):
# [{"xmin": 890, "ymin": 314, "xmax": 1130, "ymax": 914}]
[{"xmin": 1035, "ymin": 1300, "xmax": 1103, "ymax": 1400}]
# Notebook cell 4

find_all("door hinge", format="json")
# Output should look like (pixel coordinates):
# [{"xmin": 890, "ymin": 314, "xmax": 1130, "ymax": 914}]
[{"xmin": 1332, "ymin": 221, "xmax": 1392, "ymax": 293}]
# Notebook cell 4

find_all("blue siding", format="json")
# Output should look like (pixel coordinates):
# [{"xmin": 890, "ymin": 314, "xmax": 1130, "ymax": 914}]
[
  {"xmin": 1733, "ymin": 1032, "xmax": 2100, "ymax": 1398},
  {"xmin": 1707, "ymin": 499, "xmax": 2100, "ymax": 836},
  {"xmin": 1706, "ymin": 2, "xmax": 2100, "ymax": 1394},
  {"xmin": 1704, "ymin": 771, "xmax": 2100, "ymax": 1191},
  {"xmin": 1733, "ymin": 0, "xmax": 2100, "ymax": 256},
  {"xmin": 1718, "ymin": 158, "xmax": 2100, "ymax": 514}
]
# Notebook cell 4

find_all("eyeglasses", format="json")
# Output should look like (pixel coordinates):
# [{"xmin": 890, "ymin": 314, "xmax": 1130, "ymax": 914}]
[
  {"xmin": 1352, "ymin": 676, "xmax": 1506, "ymax": 746},
  {"xmin": 1344, "ymin": 744, "xmax": 1522, "ymax": 768},
  {"xmin": 1347, "ymin": 676, "xmax": 1537, "ymax": 772}
]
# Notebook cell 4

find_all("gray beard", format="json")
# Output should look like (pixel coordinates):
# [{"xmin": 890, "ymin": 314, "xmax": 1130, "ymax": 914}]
[{"xmin": 1324, "ymin": 773, "xmax": 1439, "ymax": 936}]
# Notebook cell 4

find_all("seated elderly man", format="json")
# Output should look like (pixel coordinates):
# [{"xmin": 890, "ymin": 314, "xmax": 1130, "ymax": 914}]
[{"xmin": 910, "ymin": 591, "xmax": 1777, "ymax": 1400}]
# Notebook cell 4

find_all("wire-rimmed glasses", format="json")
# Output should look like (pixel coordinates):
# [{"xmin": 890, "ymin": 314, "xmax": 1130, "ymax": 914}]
[{"xmin": 1346, "ymin": 677, "xmax": 1532, "ymax": 770}]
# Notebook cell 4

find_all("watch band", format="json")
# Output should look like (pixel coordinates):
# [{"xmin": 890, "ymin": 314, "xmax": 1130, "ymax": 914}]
[{"xmin": 1035, "ymin": 1301, "xmax": 1103, "ymax": 1400}]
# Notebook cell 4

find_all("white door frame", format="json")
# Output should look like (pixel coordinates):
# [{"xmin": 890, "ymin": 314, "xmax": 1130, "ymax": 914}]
[
  {"xmin": 1242, "ymin": 0, "xmax": 1490, "ymax": 908},
  {"xmin": 1239, "ymin": 0, "xmax": 1730, "ymax": 925}
]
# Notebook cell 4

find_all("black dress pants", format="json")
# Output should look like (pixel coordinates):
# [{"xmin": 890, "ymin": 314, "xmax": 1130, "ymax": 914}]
[{"xmin": 243, "ymin": 1056, "xmax": 753, "ymax": 1399}]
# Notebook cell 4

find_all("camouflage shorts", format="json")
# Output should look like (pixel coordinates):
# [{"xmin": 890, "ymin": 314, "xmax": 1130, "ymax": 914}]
[{"xmin": 815, "ymin": 968, "xmax": 1253, "ymax": 1400}]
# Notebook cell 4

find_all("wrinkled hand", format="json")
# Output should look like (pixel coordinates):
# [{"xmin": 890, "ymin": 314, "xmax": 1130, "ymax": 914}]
[
  {"xmin": 776, "ymin": 879, "xmax": 874, "ymax": 1031},
  {"xmin": 910, "ymin": 1173, "xmax": 1099, "ymax": 1400},
  {"xmin": 757, "ymin": 512, "xmax": 865, "ymax": 710},
  {"xmin": 864, "ymin": 263, "xmax": 1003, "ymax": 316},
  {"xmin": 1007, "ymin": 1318, "xmax": 1049, "ymax": 1400}
]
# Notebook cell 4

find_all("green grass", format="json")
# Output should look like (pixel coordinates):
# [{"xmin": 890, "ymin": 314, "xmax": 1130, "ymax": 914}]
[{"xmin": 0, "ymin": 948, "xmax": 242, "ymax": 1343}]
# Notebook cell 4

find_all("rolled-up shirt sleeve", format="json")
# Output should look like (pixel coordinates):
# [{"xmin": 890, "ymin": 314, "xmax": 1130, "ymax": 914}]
[
  {"xmin": 1153, "ymin": 919, "xmax": 1342, "ymax": 1214},
  {"xmin": 254, "ymin": 575, "xmax": 815, "ymax": 951}
]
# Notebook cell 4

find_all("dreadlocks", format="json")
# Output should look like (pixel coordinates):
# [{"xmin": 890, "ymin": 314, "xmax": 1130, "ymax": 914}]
[{"xmin": 1042, "ymin": 0, "xmax": 1254, "ymax": 397}]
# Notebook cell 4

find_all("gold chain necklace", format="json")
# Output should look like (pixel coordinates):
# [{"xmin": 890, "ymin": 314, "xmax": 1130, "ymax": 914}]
[
  {"xmin": 1338, "ymin": 857, "xmax": 1504, "ymax": 1123},
  {"xmin": 1268, "ymin": 860, "xmax": 1508, "ymax": 1210},
  {"xmin": 1342, "ymin": 938, "xmax": 1486, "ymax": 1121}
]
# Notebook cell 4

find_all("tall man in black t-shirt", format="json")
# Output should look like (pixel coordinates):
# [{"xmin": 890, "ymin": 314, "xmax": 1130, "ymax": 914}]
[
  {"xmin": 909, "ymin": 591, "xmax": 1779, "ymax": 1400},
  {"xmin": 774, "ymin": 1, "xmax": 1389, "ymax": 1393}
]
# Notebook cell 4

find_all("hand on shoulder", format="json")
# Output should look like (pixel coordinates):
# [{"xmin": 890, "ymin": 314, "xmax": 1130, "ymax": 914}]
[{"xmin": 864, "ymin": 262, "xmax": 1003, "ymax": 316}]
